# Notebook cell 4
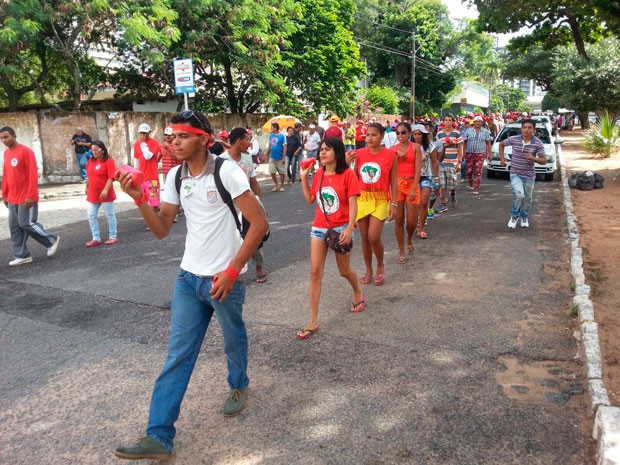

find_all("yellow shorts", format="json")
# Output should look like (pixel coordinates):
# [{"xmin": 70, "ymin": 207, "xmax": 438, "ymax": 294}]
[{"xmin": 357, "ymin": 198, "xmax": 389, "ymax": 221}]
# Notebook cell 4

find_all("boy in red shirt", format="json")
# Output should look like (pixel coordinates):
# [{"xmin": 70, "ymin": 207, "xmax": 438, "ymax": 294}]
[
  {"xmin": 1, "ymin": 126, "xmax": 60, "ymax": 266},
  {"xmin": 133, "ymin": 123, "xmax": 161, "ymax": 209}
]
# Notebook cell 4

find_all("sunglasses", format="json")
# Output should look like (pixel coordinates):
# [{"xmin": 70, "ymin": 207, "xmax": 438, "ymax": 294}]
[
  {"xmin": 395, "ymin": 130, "xmax": 409, "ymax": 136},
  {"xmin": 179, "ymin": 110, "xmax": 208, "ymax": 133}
]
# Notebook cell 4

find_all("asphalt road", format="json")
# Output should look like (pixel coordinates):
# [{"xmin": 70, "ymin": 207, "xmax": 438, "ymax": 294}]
[{"xmin": 0, "ymin": 169, "xmax": 593, "ymax": 464}]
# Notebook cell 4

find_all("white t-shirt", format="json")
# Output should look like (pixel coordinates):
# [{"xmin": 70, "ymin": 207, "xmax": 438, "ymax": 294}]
[
  {"xmin": 305, "ymin": 131, "xmax": 322, "ymax": 151},
  {"xmin": 220, "ymin": 151, "xmax": 256, "ymax": 179},
  {"xmin": 382, "ymin": 131, "xmax": 398, "ymax": 148},
  {"xmin": 162, "ymin": 157, "xmax": 250, "ymax": 276}
]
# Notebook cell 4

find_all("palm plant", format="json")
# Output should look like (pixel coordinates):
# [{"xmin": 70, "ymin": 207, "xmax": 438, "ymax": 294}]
[{"xmin": 584, "ymin": 111, "xmax": 620, "ymax": 158}]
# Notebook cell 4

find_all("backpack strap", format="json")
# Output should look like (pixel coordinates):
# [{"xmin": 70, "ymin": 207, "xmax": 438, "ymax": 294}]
[
  {"xmin": 174, "ymin": 163, "xmax": 183, "ymax": 195},
  {"xmin": 213, "ymin": 157, "xmax": 243, "ymax": 235}
]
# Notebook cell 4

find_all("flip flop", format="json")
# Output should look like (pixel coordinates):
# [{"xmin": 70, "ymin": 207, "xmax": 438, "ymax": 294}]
[
  {"xmin": 397, "ymin": 256, "xmax": 406, "ymax": 264},
  {"xmin": 296, "ymin": 326, "xmax": 320, "ymax": 340},
  {"xmin": 256, "ymin": 275, "xmax": 267, "ymax": 283},
  {"xmin": 374, "ymin": 273, "xmax": 385, "ymax": 286},
  {"xmin": 418, "ymin": 231, "xmax": 428, "ymax": 239},
  {"xmin": 351, "ymin": 296, "xmax": 366, "ymax": 313},
  {"xmin": 271, "ymin": 187, "xmax": 279, "ymax": 192},
  {"xmin": 359, "ymin": 275, "xmax": 372, "ymax": 285},
  {"xmin": 407, "ymin": 244, "xmax": 414, "ymax": 254}
]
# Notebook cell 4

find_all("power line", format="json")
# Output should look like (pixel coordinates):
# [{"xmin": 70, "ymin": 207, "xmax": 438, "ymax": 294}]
[{"xmin": 354, "ymin": 14, "xmax": 414, "ymax": 35}]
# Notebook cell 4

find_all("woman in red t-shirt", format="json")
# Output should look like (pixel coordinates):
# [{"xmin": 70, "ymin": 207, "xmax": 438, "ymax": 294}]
[
  {"xmin": 296, "ymin": 137, "xmax": 363, "ymax": 340},
  {"xmin": 85, "ymin": 140, "xmax": 118, "ymax": 246},
  {"xmin": 348, "ymin": 123, "xmax": 398, "ymax": 286},
  {"xmin": 393, "ymin": 122, "xmax": 422, "ymax": 264}
]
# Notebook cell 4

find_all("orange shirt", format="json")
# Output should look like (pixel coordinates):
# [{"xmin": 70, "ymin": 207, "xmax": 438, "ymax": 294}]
[
  {"xmin": 311, "ymin": 168, "xmax": 360, "ymax": 228},
  {"xmin": 394, "ymin": 143, "xmax": 417, "ymax": 178},
  {"xmin": 2, "ymin": 144, "xmax": 39, "ymax": 204}
]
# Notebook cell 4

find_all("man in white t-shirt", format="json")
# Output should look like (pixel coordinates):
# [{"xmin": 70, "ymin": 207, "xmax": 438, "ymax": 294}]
[
  {"xmin": 114, "ymin": 111, "xmax": 268, "ymax": 461},
  {"xmin": 221, "ymin": 127, "xmax": 268, "ymax": 283},
  {"xmin": 304, "ymin": 124, "xmax": 322, "ymax": 159}
]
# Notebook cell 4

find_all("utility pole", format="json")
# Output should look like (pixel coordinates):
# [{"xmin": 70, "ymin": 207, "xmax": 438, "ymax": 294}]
[{"xmin": 411, "ymin": 31, "xmax": 415, "ymax": 119}]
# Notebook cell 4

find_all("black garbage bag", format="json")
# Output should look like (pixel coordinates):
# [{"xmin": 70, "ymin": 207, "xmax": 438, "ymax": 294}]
[{"xmin": 569, "ymin": 171, "xmax": 603, "ymax": 191}]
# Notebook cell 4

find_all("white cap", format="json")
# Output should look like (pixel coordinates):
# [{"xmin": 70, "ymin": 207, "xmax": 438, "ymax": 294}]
[
  {"xmin": 163, "ymin": 126, "xmax": 173, "ymax": 135},
  {"xmin": 138, "ymin": 123, "xmax": 151, "ymax": 133},
  {"xmin": 308, "ymin": 124, "xmax": 316, "ymax": 129},
  {"xmin": 411, "ymin": 124, "xmax": 429, "ymax": 134},
  {"xmin": 473, "ymin": 115, "xmax": 484, "ymax": 121}
]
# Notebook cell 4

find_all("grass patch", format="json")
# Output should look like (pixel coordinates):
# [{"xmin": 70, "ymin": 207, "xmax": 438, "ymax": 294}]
[{"xmin": 571, "ymin": 304, "xmax": 579, "ymax": 317}]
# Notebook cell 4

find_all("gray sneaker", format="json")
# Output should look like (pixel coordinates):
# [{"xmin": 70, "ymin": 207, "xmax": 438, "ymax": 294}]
[
  {"xmin": 435, "ymin": 203, "xmax": 448, "ymax": 213},
  {"xmin": 114, "ymin": 436, "xmax": 171, "ymax": 461},
  {"xmin": 224, "ymin": 387, "xmax": 249, "ymax": 417}
]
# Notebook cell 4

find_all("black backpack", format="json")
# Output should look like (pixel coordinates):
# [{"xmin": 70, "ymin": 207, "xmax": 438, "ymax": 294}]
[{"xmin": 175, "ymin": 157, "xmax": 270, "ymax": 248}]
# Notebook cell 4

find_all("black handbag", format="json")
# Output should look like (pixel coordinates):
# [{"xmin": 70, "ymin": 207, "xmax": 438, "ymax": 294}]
[{"xmin": 318, "ymin": 170, "xmax": 353, "ymax": 254}]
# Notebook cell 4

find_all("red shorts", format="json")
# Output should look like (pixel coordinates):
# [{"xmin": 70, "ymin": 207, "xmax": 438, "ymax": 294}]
[{"xmin": 397, "ymin": 177, "xmax": 421, "ymax": 205}]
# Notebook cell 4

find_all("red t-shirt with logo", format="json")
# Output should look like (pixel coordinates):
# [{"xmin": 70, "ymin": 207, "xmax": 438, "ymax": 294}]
[
  {"xmin": 311, "ymin": 168, "xmax": 360, "ymax": 228},
  {"xmin": 354, "ymin": 147, "xmax": 395, "ymax": 194},
  {"xmin": 355, "ymin": 126, "xmax": 367, "ymax": 142},
  {"xmin": 1, "ymin": 144, "xmax": 39, "ymax": 204},
  {"xmin": 133, "ymin": 138, "xmax": 160, "ymax": 181},
  {"xmin": 86, "ymin": 158, "xmax": 117, "ymax": 203}
]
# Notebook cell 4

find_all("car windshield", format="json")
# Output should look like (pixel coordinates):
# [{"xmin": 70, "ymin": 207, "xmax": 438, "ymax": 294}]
[
  {"xmin": 533, "ymin": 117, "xmax": 550, "ymax": 123},
  {"xmin": 496, "ymin": 126, "xmax": 551, "ymax": 144}
]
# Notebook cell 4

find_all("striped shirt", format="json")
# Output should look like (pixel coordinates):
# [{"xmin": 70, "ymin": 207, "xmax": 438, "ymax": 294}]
[
  {"xmin": 503, "ymin": 135, "xmax": 545, "ymax": 178},
  {"xmin": 462, "ymin": 127, "xmax": 491, "ymax": 154},
  {"xmin": 437, "ymin": 130, "xmax": 463, "ymax": 166}
]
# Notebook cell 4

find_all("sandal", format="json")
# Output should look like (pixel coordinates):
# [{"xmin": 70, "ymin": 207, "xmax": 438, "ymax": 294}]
[
  {"xmin": 351, "ymin": 296, "xmax": 366, "ymax": 313},
  {"xmin": 407, "ymin": 244, "xmax": 414, "ymax": 254},
  {"xmin": 296, "ymin": 326, "xmax": 320, "ymax": 340},
  {"xmin": 374, "ymin": 273, "xmax": 385, "ymax": 286},
  {"xmin": 104, "ymin": 238, "xmax": 119, "ymax": 245},
  {"xmin": 397, "ymin": 256, "xmax": 406, "ymax": 264},
  {"xmin": 85, "ymin": 240, "xmax": 102, "ymax": 247},
  {"xmin": 418, "ymin": 231, "xmax": 428, "ymax": 239},
  {"xmin": 271, "ymin": 187, "xmax": 279, "ymax": 192},
  {"xmin": 256, "ymin": 274, "xmax": 267, "ymax": 283},
  {"xmin": 360, "ymin": 275, "xmax": 372, "ymax": 285}
]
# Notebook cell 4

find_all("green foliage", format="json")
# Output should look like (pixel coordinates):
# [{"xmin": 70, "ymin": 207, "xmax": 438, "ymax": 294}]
[
  {"xmin": 364, "ymin": 85, "xmax": 399, "ymax": 114},
  {"xmin": 551, "ymin": 37, "xmax": 620, "ymax": 116},
  {"xmin": 490, "ymin": 84, "xmax": 527, "ymax": 113},
  {"xmin": 541, "ymin": 93, "xmax": 563, "ymax": 113},
  {"xmin": 583, "ymin": 111, "xmax": 620, "ymax": 158},
  {"xmin": 502, "ymin": 46, "xmax": 555, "ymax": 91},
  {"xmin": 278, "ymin": 0, "xmax": 365, "ymax": 117},
  {"xmin": 355, "ymin": 0, "xmax": 456, "ymax": 116}
]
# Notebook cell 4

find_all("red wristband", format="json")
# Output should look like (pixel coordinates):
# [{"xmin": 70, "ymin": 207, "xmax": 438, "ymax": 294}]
[
  {"xmin": 224, "ymin": 265, "xmax": 240, "ymax": 281},
  {"xmin": 134, "ymin": 193, "xmax": 149, "ymax": 206}
]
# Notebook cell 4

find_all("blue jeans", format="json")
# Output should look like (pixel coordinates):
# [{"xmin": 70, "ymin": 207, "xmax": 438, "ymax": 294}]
[
  {"xmin": 286, "ymin": 153, "xmax": 301, "ymax": 182},
  {"xmin": 510, "ymin": 174, "xmax": 535, "ymax": 219},
  {"xmin": 146, "ymin": 270, "xmax": 248, "ymax": 452},
  {"xmin": 87, "ymin": 201, "xmax": 117, "ymax": 240},
  {"xmin": 76, "ymin": 152, "xmax": 88, "ymax": 180}
]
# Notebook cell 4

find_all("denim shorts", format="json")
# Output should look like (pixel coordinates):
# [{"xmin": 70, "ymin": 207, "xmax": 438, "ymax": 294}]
[
  {"xmin": 310, "ymin": 224, "xmax": 352, "ymax": 240},
  {"xmin": 419, "ymin": 176, "xmax": 433, "ymax": 189}
]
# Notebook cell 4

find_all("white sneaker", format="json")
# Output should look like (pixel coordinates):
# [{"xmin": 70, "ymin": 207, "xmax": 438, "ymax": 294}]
[
  {"xmin": 520, "ymin": 218, "xmax": 529, "ymax": 228},
  {"xmin": 9, "ymin": 256, "xmax": 33, "ymax": 266},
  {"xmin": 507, "ymin": 216, "xmax": 519, "ymax": 229},
  {"xmin": 47, "ymin": 235, "xmax": 60, "ymax": 257}
]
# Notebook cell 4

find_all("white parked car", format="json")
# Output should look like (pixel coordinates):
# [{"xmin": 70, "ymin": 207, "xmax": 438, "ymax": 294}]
[{"xmin": 487, "ymin": 123, "xmax": 563, "ymax": 181}]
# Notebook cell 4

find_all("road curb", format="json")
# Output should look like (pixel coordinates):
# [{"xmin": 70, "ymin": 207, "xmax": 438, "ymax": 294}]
[{"xmin": 558, "ymin": 146, "xmax": 618, "ymax": 464}]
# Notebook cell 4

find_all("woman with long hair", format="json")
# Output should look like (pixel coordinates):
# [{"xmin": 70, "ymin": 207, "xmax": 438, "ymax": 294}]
[
  {"xmin": 85, "ymin": 140, "xmax": 118, "ymax": 246},
  {"xmin": 349, "ymin": 123, "xmax": 398, "ymax": 286},
  {"xmin": 412, "ymin": 124, "xmax": 440, "ymax": 239},
  {"xmin": 393, "ymin": 122, "xmax": 422, "ymax": 263},
  {"xmin": 297, "ymin": 137, "xmax": 363, "ymax": 340}
]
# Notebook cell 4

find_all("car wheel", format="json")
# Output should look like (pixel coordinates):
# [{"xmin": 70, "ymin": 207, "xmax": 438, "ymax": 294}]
[
  {"xmin": 544, "ymin": 173, "xmax": 555, "ymax": 181},
  {"xmin": 487, "ymin": 169, "xmax": 496, "ymax": 179}
]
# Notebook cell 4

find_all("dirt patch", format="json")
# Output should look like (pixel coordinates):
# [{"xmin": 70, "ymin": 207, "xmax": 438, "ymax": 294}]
[{"xmin": 561, "ymin": 128, "xmax": 620, "ymax": 404}]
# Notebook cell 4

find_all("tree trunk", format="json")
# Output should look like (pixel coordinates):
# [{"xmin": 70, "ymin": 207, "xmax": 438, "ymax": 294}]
[
  {"xmin": 222, "ymin": 59, "xmax": 239, "ymax": 113},
  {"xmin": 576, "ymin": 111, "xmax": 590, "ymax": 129},
  {"xmin": 567, "ymin": 15, "xmax": 590, "ymax": 61}
]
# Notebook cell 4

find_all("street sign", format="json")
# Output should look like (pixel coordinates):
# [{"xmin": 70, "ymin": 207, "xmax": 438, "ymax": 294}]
[{"xmin": 173, "ymin": 59, "xmax": 195, "ymax": 95}]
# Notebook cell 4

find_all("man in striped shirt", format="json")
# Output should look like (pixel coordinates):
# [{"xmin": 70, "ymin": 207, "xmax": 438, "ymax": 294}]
[
  {"xmin": 499, "ymin": 119, "xmax": 547, "ymax": 229},
  {"xmin": 435, "ymin": 114, "xmax": 464, "ymax": 212}
]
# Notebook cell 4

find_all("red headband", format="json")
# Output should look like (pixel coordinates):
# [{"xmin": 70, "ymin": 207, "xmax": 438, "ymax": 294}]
[{"xmin": 171, "ymin": 124, "xmax": 208, "ymax": 135}]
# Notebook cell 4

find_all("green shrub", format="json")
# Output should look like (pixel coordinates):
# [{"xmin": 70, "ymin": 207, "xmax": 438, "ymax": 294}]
[{"xmin": 584, "ymin": 111, "xmax": 620, "ymax": 158}]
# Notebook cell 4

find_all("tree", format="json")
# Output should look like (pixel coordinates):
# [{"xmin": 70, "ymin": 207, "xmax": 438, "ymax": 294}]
[
  {"xmin": 278, "ymin": 0, "xmax": 366, "ymax": 117},
  {"xmin": 491, "ymin": 84, "xmax": 527, "ymax": 113},
  {"xmin": 502, "ymin": 45, "xmax": 555, "ymax": 91},
  {"xmin": 471, "ymin": 0, "xmax": 605, "ymax": 60},
  {"xmin": 355, "ymin": 0, "xmax": 456, "ymax": 116},
  {"xmin": 551, "ymin": 37, "xmax": 620, "ymax": 124},
  {"xmin": 364, "ymin": 85, "xmax": 400, "ymax": 114}
]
